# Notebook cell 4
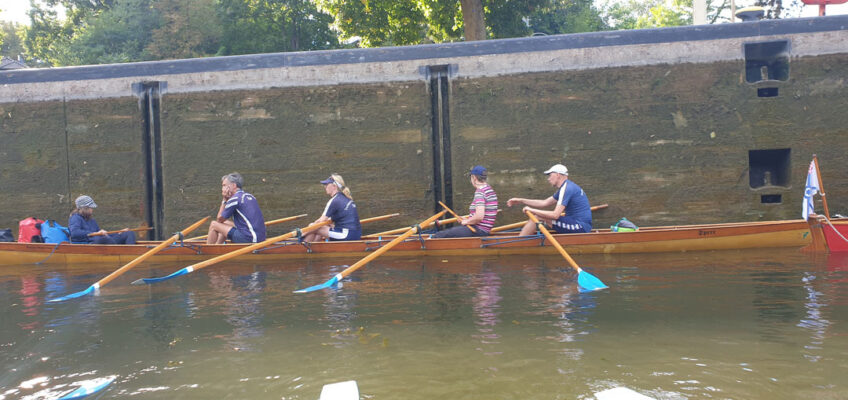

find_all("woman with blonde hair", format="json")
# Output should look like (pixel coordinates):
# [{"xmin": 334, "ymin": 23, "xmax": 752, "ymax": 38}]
[{"xmin": 302, "ymin": 173, "xmax": 362, "ymax": 242}]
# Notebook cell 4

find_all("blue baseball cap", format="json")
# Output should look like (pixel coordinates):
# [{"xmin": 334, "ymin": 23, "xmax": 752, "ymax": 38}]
[
  {"xmin": 320, "ymin": 176, "xmax": 334, "ymax": 185},
  {"xmin": 469, "ymin": 165, "xmax": 487, "ymax": 177}
]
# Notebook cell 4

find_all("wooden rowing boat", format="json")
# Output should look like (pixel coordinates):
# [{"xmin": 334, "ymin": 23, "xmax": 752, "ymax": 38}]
[
  {"xmin": 0, "ymin": 218, "xmax": 823, "ymax": 265},
  {"xmin": 808, "ymin": 215, "xmax": 848, "ymax": 253}
]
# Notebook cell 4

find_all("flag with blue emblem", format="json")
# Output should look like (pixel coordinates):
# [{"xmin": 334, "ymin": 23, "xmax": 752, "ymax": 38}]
[{"xmin": 802, "ymin": 159, "xmax": 820, "ymax": 221}]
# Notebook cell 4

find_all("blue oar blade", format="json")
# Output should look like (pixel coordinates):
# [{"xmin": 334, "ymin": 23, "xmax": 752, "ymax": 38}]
[
  {"xmin": 131, "ymin": 267, "xmax": 192, "ymax": 285},
  {"xmin": 293, "ymin": 274, "xmax": 341, "ymax": 294},
  {"xmin": 58, "ymin": 376, "xmax": 115, "ymax": 400},
  {"xmin": 47, "ymin": 285, "xmax": 96, "ymax": 303},
  {"xmin": 577, "ymin": 270, "xmax": 608, "ymax": 292}
]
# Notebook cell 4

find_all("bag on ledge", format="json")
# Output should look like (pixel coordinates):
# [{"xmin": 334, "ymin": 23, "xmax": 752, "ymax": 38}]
[
  {"xmin": 18, "ymin": 217, "xmax": 44, "ymax": 243},
  {"xmin": 611, "ymin": 217, "xmax": 639, "ymax": 232}
]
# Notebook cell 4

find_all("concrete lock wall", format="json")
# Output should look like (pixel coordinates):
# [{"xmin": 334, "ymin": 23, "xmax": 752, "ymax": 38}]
[{"xmin": 2, "ymin": 16, "xmax": 848, "ymax": 238}]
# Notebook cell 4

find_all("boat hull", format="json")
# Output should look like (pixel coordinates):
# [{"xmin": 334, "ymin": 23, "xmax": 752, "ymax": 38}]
[
  {"xmin": 0, "ymin": 219, "xmax": 816, "ymax": 265},
  {"xmin": 822, "ymin": 219, "xmax": 848, "ymax": 252}
]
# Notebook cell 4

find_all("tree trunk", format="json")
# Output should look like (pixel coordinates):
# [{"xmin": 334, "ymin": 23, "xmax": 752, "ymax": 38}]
[{"xmin": 460, "ymin": 0, "xmax": 486, "ymax": 41}]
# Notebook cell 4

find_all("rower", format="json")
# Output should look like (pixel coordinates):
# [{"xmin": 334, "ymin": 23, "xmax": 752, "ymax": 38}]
[
  {"xmin": 302, "ymin": 174, "xmax": 362, "ymax": 242},
  {"xmin": 506, "ymin": 163, "xmax": 593, "ymax": 237},
  {"xmin": 207, "ymin": 172, "xmax": 266, "ymax": 244},
  {"xmin": 432, "ymin": 165, "xmax": 498, "ymax": 238},
  {"xmin": 68, "ymin": 195, "xmax": 137, "ymax": 245}
]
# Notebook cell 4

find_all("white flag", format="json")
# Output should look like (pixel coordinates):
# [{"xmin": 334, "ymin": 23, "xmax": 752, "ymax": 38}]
[{"xmin": 803, "ymin": 160, "xmax": 820, "ymax": 221}]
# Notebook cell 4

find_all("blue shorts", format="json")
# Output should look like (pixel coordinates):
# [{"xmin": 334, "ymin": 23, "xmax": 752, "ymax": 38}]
[
  {"xmin": 551, "ymin": 216, "xmax": 591, "ymax": 234},
  {"xmin": 227, "ymin": 227, "xmax": 254, "ymax": 243},
  {"xmin": 328, "ymin": 227, "xmax": 361, "ymax": 241}
]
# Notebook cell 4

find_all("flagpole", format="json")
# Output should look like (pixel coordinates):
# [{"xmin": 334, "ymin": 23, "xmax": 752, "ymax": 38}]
[{"xmin": 813, "ymin": 154, "xmax": 831, "ymax": 218}]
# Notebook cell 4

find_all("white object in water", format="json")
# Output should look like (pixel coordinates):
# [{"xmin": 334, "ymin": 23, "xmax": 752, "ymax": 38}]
[
  {"xmin": 319, "ymin": 380, "xmax": 359, "ymax": 400},
  {"xmin": 595, "ymin": 387, "xmax": 655, "ymax": 400}
]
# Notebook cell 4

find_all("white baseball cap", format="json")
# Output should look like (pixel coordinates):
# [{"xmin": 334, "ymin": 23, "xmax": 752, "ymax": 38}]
[{"xmin": 543, "ymin": 164, "xmax": 568, "ymax": 175}]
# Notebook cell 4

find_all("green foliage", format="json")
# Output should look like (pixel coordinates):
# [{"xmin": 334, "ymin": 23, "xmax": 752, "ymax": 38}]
[
  {"xmin": 419, "ymin": 0, "xmax": 463, "ymax": 43},
  {"xmin": 526, "ymin": 0, "xmax": 607, "ymax": 35},
  {"xmin": 13, "ymin": 0, "xmax": 633, "ymax": 67},
  {"xmin": 484, "ymin": 0, "xmax": 548, "ymax": 38},
  {"xmin": 636, "ymin": 0, "xmax": 692, "ymax": 28},
  {"xmin": 602, "ymin": 0, "xmax": 731, "ymax": 30},
  {"xmin": 318, "ymin": 0, "xmax": 606, "ymax": 47},
  {"xmin": 22, "ymin": 4, "xmax": 75, "ymax": 66},
  {"xmin": 62, "ymin": 0, "xmax": 161, "ymax": 65},
  {"xmin": 316, "ymin": 0, "xmax": 429, "ymax": 47},
  {"xmin": 217, "ymin": 0, "xmax": 339, "ymax": 55},
  {"xmin": 1, "ymin": 22, "xmax": 27, "ymax": 59},
  {"xmin": 147, "ymin": 0, "xmax": 222, "ymax": 59}
]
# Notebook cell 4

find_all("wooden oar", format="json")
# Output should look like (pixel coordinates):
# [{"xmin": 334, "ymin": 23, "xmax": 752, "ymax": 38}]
[
  {"xmin": 294, "ymin": 211, "xmax": 447, "ymax": 293},
  {"xmin": 364, "ymin": 215, "xmax": 461, "ymax": 238},
  {"xmin": 438, "ymin": 201, "xmax": 475, "ymax": 232},
  {"xmin": 47, "ymin": 217, "xmax": 210, "ymax": 302},
  {"xmin": 491, "ymin": 204, "xmax": 609, "ymax": 233},
  {"xmin": 88, "ymin": 226, "xmax": 153, "ymax": 237},
  {"xmin": 360, "ymin": 213, "xmax": 401, "ymax": 224},
  {"xmin": 525, "ymin": 210, "xmax": 607, "ymax": 292},
  {"xmin": 130, "ymin": 213, "xmax": 398, "ymax": 285},
  {"xmin": 364, "ymin": 210, "xmax": 502, "ymax": 238},
  {"xmin": 185, "ymin": 213, "xmax": 308, "ymax": 241},
  {"xmin": 131, "ymin": 220, "xmax": 334, "ymax": 285}
]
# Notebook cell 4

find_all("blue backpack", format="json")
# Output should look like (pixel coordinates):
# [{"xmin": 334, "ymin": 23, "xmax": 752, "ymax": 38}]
[{"xmin": 40, "ymin": 220, "xmax": 70, "ymax": 243}]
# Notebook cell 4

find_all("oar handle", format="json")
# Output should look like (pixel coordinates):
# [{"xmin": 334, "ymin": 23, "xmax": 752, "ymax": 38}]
[
  {"xmin": 438, "ymin": 201, "xmax": 476, "ymax": 233},
  {"xmin": 339, "ymin": 211, "xmax": 447, "ymax": 280},
  {"xmin": 265, "ymin": 214, "xmax": 308, "ymax": 226},
  {"xmin": 186, "ymin": 213, "xmax": 309, "ymax": 241},
  {"xmin": 187, "ymin": 220, "xmax": 333, "ymax": 272},
  {"xmin": 525, "ymin": 211, "xmax": 582, "ymax": 273},
  {"xmin": 88, "ymin": 226, "xmax": 153, "ymax": 237},
  {"xmin": 490, "ymin": 204, "xmax": 608, "ymax": 233},
  {"xmin": 360, "ymin": 213, "xmax": 401, "ymax": 224},
  {"xmin": 364, "ymin": 216, "xmax": 459, "ymax": 237},
  {"xmin": 95, "ymin": 217, "xmax": 209, "ymax": 287}
]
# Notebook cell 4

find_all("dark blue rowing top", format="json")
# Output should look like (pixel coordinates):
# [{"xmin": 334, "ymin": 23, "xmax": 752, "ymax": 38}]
[
  {"xmin": 68, "ymin": 213, "xmax": 101, "ymax": 243},
  {"xmin": 552, "ymin": 180, "xmax": 592, "ymax": 227},
  {"xmin": 322, "ymin": 193, "xmax": 361, "ymax": 231},
  {"xmin": 221, "ymin": 190, "xmax": 266, "ymax": 242}
]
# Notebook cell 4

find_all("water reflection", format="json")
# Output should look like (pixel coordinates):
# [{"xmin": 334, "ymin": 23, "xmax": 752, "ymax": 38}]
[
  {"xmin": 1, "ymin": 250, "xmax": 847, "ymax": 399},
  {"xmin": 797, "ymin": 272, "xmax": 830, "ymax": 362},
  {"xmin": 322, "ymin": 265, "xmax": 362, "ymax": 347},
  {"xmin": 18, "ymin": 276, "xmax": 41, "ymax": 331},
  {"xmin": 470, "ymin": 268, "xmax": 502, "ymax": 354},
  {"xmin": 207, "ymin": 269, "xmax": 266, "ymax": 351}
]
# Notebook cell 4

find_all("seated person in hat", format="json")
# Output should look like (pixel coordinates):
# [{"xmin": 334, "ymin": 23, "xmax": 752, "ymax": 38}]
[
  {"xmin": 433, "ymin": 165, "xmax": 498, "ymax": 238},
  {"xmin": 68, "ymin": 195, "xmax": 137, "ymax": 244},
  {"xmin": 506, "ymin": 163, "xmax": 592, "ymax": 236},
  {"xmin": 207, "ymin": 172, "xmax": 267, "ymax": 244},
  {"xmin": 302, "ymin": 174, "xmax": 362, "ymax": 242}
]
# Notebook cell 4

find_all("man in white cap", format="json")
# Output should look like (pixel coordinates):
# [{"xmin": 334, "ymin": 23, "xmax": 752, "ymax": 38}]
[{"xmin": 506, "ymin": 163, "xmax": 592, "ymax": 236}]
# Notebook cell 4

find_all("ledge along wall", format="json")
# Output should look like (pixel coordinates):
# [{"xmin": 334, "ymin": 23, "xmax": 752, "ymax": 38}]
[{"xmin": 2, "ymin": 16, "xmax": 848, "ymax": 239}]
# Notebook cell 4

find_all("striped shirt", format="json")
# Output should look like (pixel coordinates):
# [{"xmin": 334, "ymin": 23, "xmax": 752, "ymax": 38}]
[{"xmin": 469, "ymin": 184, "xmax": 498, "ymax": 233}]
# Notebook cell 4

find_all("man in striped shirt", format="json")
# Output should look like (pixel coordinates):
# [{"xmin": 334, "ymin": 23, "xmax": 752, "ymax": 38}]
[
  {"xmin": 433, "ymin": 165, "xmax": 498, "ymax": 238},
  {"xmin": 206, "ymin": 172, "xmax": 266, "ymax": 244}
]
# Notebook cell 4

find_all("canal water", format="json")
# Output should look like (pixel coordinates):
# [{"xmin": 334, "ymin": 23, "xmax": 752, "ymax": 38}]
[{"xmin": 1, "ymin": 249, "xmax": 847, "ymax": 399}]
